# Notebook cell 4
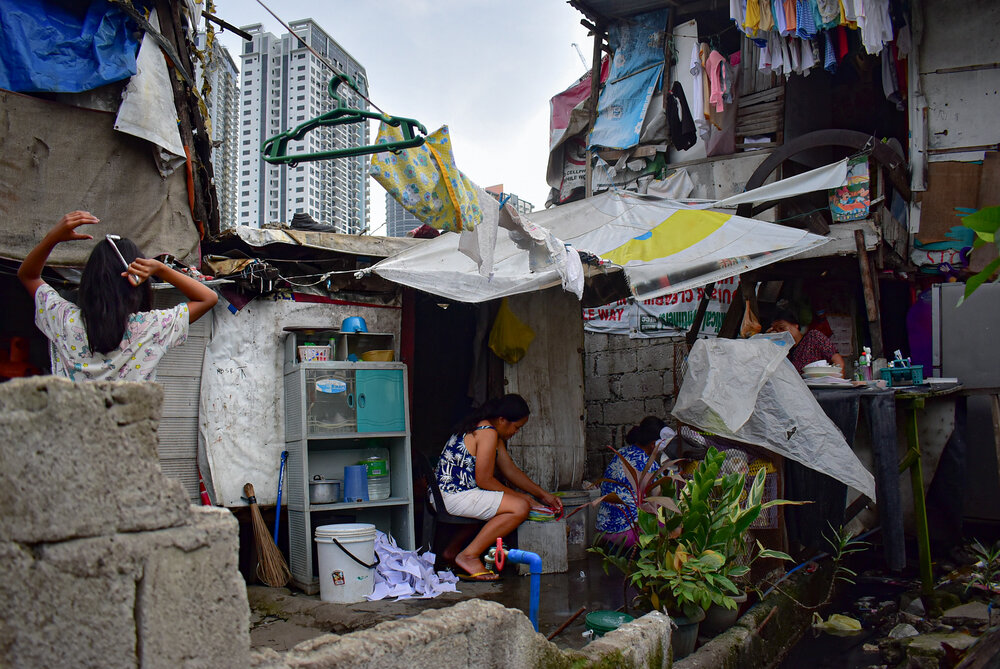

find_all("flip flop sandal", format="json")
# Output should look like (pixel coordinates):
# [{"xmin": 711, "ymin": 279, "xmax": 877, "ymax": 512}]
[{"xmin": 458, "ymin": 571, "xmax": 500, "ymax": 582}]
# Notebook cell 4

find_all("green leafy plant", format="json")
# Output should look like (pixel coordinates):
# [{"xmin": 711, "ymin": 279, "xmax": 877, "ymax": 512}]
[
  {"xmin": 761, "ymin": 524, "xmax": 869, "ymax": 611},
  {"xmin": 673, "ymin": 448, "xmax": 798, "ymax": 586},
  {"xmin": 958, "ymin": 205, "xmax": 1000, "ymax": 304},
  {"xmin": 966, "ymin": 539, "xmax": 1000, "ymax": 596},
  {"xmin": 590, "ymin": 446, "xmax": 798, "ymax": 618}
]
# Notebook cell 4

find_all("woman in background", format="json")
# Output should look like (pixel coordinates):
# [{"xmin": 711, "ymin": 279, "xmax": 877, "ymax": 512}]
[
  {"xmin": 18, "ymin": 211, "xmax": 217, "ymax": 381},
  {"xmin": 596, "ymin": 415, "xmax": 670, "ymax": 548}
]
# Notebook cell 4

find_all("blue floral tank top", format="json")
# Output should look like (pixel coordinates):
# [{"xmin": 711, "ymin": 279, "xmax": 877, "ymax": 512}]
[{"xmin": 435, "ymin": 427, "xmax": 493, "ymax": 494}]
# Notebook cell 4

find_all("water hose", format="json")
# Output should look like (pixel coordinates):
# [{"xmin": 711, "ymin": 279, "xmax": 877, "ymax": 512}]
[{"xmin": 505, "ymin": 547, "xmax": 542, "ymax": 631}]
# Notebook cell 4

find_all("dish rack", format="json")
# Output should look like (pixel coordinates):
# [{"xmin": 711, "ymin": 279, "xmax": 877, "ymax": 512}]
[{"xmin": 879, "ymin": 365, "xmax": 924, "ymax": 386}]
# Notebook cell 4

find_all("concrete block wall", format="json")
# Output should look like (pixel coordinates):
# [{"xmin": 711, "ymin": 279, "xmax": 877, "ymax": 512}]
[
  {"xmin": 249, "ymin": 599, "xmax": 672, "ymax": 669},
  {"xmin": 584, "ymin": 332, "xmax": 686, "ymax": 481},
  {"xmin": 0, "ymin": 377, "xmax": 250, "ymax": 669}
]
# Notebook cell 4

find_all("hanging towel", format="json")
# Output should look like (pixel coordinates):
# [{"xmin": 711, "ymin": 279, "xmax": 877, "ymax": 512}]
[
  {"xmin": 667, "ymin": 81, "xmax": 697, "ymax": 151},
  {"xmin": 706, "ymin": 50, "xmax": 727, "ymax": 113}
]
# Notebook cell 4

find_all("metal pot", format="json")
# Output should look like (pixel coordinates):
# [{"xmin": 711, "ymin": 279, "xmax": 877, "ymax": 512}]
[{"xmin": 309, "ymin": 476, "xmax": 341, "ymax": 504}]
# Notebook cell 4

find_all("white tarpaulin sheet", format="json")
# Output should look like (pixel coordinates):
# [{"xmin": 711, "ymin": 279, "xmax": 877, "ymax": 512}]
[
  {"xmin": 114, "ymin": 9, "xmax": 186, "ymax": 176},
  {"xmin": 370, "ymin": 189, "xmax": 830, "ymax": 304},
  {"xmin": 199, "ymin": 295, "xmax": 401, "ymax": 507},
  {"xmin": 672, "ymin": 337, "xmax": 877, "ymax": 501}
]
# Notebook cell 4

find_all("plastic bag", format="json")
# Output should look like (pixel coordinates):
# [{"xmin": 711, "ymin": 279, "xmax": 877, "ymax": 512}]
[
  {"xmin": 671, "ymin": 336, "xmax": 876, "ymax": 501},
  {"xmin": 811, "ymin": 612, "xmax": 863, "ymax": 636},
  {"xmin": 740, "ymin": 302, "xmax": 762, "ymax": 338},
  {"xmin": 488, "ymin": 298, "xmax": 535, "ymax": 364}
]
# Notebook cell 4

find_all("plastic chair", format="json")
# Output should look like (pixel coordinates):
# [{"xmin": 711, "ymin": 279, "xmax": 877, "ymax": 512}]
[{"xmin": 414, "ymin": 454, "xmax": 480, "ymax": 553}]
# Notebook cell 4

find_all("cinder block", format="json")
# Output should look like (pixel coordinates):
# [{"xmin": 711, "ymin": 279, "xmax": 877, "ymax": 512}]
[
  {"xmin": 0, "ymin": 377, "xmax": 189, "ymax": 544},
  {"xmin": 136, "ymin": 508, "xmax": 250, "ymax": 669},
  {"xmin": 607, "ymin": 351, "xmax": 637, "ymax": 375},
  {"xmin": 0, "ymin": 540, "xmax": 138, "ymax": 669},
  {"xmin": 585, "ymin": 333, "xmax": 609, "ymax": 353},
  {"xmin": 515, "ymin": 519, "xmax": 567, "ymax": 574},
  {"xmin": 620, "ymin": 370, "xmax": 665, "ymax": 400},
  {"xmin": 584, "ymin": 376, "xmax": 611, "ymax": 402},
  {"xmin": 603, "ymin": 401, "xmax": 644, "ymax": 427},
  {"xmin": 585, "ymin": 401, "xmax": 604, "ymax": 424}
]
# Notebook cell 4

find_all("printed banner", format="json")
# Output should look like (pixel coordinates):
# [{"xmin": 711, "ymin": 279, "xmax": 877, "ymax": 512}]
[{"xmin": 583, "ymin": 277, "xmax": 737, "ymax": 338}]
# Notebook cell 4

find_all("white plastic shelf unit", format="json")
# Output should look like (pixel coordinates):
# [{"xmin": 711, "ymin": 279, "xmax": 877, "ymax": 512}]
[{"xmin": 282, "ymin": 333, "xmax": 413, "ymax": 594}]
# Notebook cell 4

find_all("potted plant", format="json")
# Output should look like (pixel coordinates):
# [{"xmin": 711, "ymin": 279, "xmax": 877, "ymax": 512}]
[
  {"xmin": 589, "ymin": 444, "xmax": 740, "ymax": 658},
  {"xmin": 590, "ymin": 443, "xmax": 798, "ymax": 653},
  {"xmin": 678, "ymin": 447, "xmax": 797, "ymax": 635}
]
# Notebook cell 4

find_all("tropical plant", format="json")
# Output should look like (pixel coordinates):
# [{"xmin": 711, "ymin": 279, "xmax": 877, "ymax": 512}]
[
  {"xmin": 966, "ymin": 539, "xmax": 1000, "ymax": 596},
  {"xmin": 590, "ymin": 446, "xmax": 797, "ymax": 618},
  {"xmin": 958, "ymin": 205, "xmax": 1000, "ymax": 304}
]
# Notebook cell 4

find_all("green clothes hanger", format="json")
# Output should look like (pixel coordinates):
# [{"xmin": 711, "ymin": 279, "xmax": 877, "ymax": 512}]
[{"xmin": 261, "ymin": 73, "xmax": 427, "ymax": 166}]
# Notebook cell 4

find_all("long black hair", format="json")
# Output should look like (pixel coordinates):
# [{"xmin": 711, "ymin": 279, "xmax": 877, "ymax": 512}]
[
  {"xmin": 454, "ymin": 393, "xmax": 530, "ymax": 435},
  {"xmin": 626, "ymin": 415, "xmax": 666, "ymax": 447},
  {"xmin": 78, "ymin": 237, "xmax": 152, "ymax": 354}
]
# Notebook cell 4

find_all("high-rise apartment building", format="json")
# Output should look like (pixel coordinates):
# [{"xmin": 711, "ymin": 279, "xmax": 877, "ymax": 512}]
[
  {"xmin": 485, "ymin": 184, "xmax": 534, "ymax": 217},
  {"xmin": 237, "ymin": 19, "xmax": 369, "ymax": 232},
  {"xmin": 194, "ymin": 31, "xmax": 240, "ymax": 230},
  {"xmin": 385, "ymin": 192, "xmax": 422, "ymax": 237}
]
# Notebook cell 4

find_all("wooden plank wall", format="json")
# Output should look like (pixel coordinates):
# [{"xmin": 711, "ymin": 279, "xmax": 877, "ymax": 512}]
[
  {"xmin": 737, "ymin": 34, "xmax": 784, "ymax": 151},
  {"xmin": 503, "ymin": 288, "xmax": 586, "ymax": 491}
]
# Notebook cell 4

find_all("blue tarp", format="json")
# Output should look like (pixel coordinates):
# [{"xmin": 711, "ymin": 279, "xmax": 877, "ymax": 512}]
[
  {"xmin": 0, "ymin": 0, "xmax": 141, "ymax": 93},
  {"xmin": 589, "ymin": 9, "xmax": 668, "ymax": 151}
]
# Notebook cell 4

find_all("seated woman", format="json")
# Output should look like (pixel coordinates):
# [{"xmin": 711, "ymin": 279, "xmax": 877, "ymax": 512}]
[
  {"xmin": 596, "ymin": 416, "xmax": 669, "ymax": 548},
  {"xmin": 434, "ymin": 394, "xmax": 563, "ymax": 581},
  {"xmin": 767, "ymin": 309, "xmax": 846, "ymax": 377}
]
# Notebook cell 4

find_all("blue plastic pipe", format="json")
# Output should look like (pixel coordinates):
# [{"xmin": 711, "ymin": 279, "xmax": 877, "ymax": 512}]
[{"xmin": 506, "ymin": 549, "xmax": 542, "ymax": 631}]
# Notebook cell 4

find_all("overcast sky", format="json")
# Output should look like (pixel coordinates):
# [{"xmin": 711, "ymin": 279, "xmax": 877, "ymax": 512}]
[{"xmin": 210, "ymin": 0, "xmax": 593, "ymax": 233}]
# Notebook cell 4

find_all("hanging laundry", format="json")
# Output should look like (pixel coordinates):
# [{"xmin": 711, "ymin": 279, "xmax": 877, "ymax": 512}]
[
  {"xmin": 795, "ymin": 0, "xmax": 818, "ymax": 39},
  {"xmin": 759, "ymin": 0, "xmax": 775, "ymax": 32},
  {"xmin": 815, "ymin": 0, "xmax": 840, "ymax": 28},
  {"xmin": 823, "ymin": 31, "xmax": 837, "ymax": 72},
  {"xmin": 370, "ymin": 124, "xmax": 483, "ymax": 232},
  {"xmin": 689, "ymin": 43, "xmax": 709, "ymax": 140},
  {"xmin": 744, "ymin": 0, "xmax": 763, "ymax": 34},
  {"xmin": 699, "ymin": 43, "xmax": 717, "ymax": 129},
  {"xmin": 667, "ymin": 81, "xmax": 697, "ymax": 151},
  {"xmin": 773, "ymin": 0, "xmax": 788, "ymax": 34},
  {"xmin": 799, "ymin": 38, "xmax": 819, "ymax": 75},
  {"xmin": 881, "ymin": 48, "xmax": 903, "ymax": 110},
  {"xmin": 721, "ymin": 58, "xmax": 735, "ymax": 104},
  {"xmin": 783, "ymin": 0, "xmax": 797, "ymax": 35},
  {"xmin": 730, "ymin": 0, "xmax": 747, "ymax": 31},
  {"xmin": 707, "ymin": 50, "xmax": 727, "ymax": 113},
  {"xmin": 858, "ymin": 0, "xmax": 893, "ymax": 55}
]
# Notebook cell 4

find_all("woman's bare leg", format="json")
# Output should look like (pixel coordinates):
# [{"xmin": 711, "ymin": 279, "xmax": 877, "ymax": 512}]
[{"xmin": 453, "ymin": 493, "xmax": 529, "ymax": 577}]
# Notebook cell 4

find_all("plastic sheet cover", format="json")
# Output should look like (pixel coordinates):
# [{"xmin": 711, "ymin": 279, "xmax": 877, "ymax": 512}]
[
  {"xmin": 672, "ymin": 336, "xmax": 877, "ymax": 501},
  {"xmin": 0, "ymin": 0, "xmax": 140, "ymax": 93}
]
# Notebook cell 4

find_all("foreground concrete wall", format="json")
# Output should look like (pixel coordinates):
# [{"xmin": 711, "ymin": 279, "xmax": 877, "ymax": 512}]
[
  {"xmin": 0, "ymin": 377, "xmax": 250, "ymax": 669},
  {"xmin": 584, "ymin": 332, "xmax": 685, "ymax": 480},
  {"xmin": 250, "ymin": 599, "xmax": 671, "ymax": 669}
]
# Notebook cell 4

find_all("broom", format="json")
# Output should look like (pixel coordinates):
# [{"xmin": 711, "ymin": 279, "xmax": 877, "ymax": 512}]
[{"xmin": 244, "ymin": 482, "xmax": 291, "ymax": 587}]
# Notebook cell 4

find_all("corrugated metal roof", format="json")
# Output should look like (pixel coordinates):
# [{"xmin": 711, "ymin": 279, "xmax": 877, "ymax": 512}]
[{"xmin": 568, "ymin": 0, "xmax": 702, "ymax": 24}]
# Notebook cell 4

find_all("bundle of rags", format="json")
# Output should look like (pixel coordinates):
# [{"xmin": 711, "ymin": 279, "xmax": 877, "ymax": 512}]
[{"xmin": 244, "ymin": 482, "xmax": 291, "ymax": 587}]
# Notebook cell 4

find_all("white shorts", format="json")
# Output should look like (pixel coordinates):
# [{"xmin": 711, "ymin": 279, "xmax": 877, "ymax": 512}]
[{"xmin": 440, "ymin": 488, "xmax": 504, "ymax": 521}]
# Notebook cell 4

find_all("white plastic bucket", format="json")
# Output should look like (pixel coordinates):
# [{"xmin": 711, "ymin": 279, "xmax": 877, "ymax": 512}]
[{"xmin": 314, "ymin": 523, "xmax": 378, "ymax": 603}]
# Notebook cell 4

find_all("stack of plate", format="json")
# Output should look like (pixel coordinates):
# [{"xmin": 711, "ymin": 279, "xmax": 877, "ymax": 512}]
[{"xmin": 802, "ymin": 365, "xmax": 843, "ymax": 379}]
